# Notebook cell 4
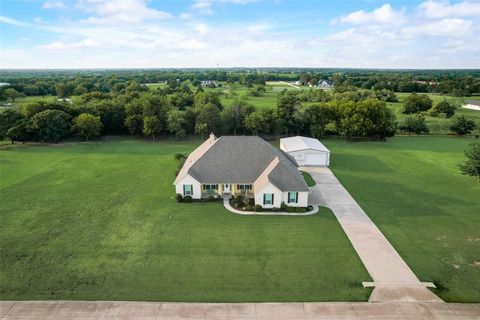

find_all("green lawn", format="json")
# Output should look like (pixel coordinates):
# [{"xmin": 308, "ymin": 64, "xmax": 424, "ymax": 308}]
[
  {"xmin": 0, "ymin": 138, "xmax": 370, "ymax": 302},
  {"xmin": 388, "ymin": 93, "xmax": 480, "ymax": 135},
  {"xmin": 324, "ymin": 136, "xmax": 480, "ymax": 302},
  {"xmin": 302, "ymin": 171, "xmax": 316, "ymax": 187}
]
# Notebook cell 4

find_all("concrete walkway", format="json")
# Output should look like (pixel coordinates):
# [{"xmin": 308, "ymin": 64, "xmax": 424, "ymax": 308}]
[
  {"xmin": 301, "ymin": 166, "xmax": 443, "ymax": 303},
  {"xmin": 2, "ymin": 301, "xmax": 479, "ymax": 320},
  {"xmin": 223, "ymin": 198, "xmax": 319, "ymax": 216}
]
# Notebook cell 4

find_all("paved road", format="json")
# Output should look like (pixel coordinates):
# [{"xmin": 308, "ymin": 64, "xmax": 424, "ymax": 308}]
[
  {"xmin": 302, "ymin": 166, "xmax": 442, "ymax": 303},
  {"xmin": 1, "ymin": 301, "xmax": 479, "ymax": 320}
]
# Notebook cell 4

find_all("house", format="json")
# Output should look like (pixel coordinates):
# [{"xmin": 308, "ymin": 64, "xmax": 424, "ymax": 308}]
[
  {"xmin": 463, "ymin": 100, "xmax": 480, "ymax": 111},
  {"xmin": 174, "ymin": 134, "xmax": 309, "ymax": 208},
  {"xmin": 200, "ymin": 80, "xmax": 218, "ymax": 88},
  {"xmin": 315, "ymin": 80, "xmax": 333, "ymax": 89},
  {"xmin": 280, "ymin": 136, "xmax": 330, "ymax": 166}
]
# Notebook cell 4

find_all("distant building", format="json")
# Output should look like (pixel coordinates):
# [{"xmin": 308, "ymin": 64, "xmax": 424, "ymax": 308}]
[
  {"xmin": 201, "ymin": 80, "xmax": 218, "ymax": 88},
  {"xmin": 315, "ymin": 80, "xmax": 333, "ymax": 89}
]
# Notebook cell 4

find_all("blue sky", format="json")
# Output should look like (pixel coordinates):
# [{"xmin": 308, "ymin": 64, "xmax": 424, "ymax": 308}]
[{"xmin": 1, "ymin": 0, "xmax": 479, "ymax": 69}]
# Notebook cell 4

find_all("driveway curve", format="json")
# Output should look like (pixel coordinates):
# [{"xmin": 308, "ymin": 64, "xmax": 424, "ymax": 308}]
[{"xmin": 302, "ymin": 166, "xmax": 442, "ymax": 303}]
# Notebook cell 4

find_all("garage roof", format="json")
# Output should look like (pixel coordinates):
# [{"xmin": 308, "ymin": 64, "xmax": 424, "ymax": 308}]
[{"xmin": 280, "ymin": 136, "xmax": 330, "ymax": 153}]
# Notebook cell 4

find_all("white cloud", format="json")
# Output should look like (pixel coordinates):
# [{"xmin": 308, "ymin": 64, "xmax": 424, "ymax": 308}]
[
  {"xmin": 40, "ymin": 38, "xmax": 102, "ymax": 51},
  {"xmin": 333, "ymin": 4, "xmax": 405, "ymax": 25},
  {"xmin": 193, "ymin": 23, "xmax": 209, "ymax": 34},
  {"xmin": 419, "ymin": 0, "xmax": 480, "ymax": 18},
  {"xmin": 192, "ymin": 0, "xmax": 212, "ymax": 10},
  {"xmin": 0, "ymin": 15, "xmax": 30, "ymax": 27},
  {"xmin": 403, "ymin": 18, "xmax": 473, "ymax": 37},
  {"xmin": 246, "ymin": 22, "xmax": 270, "ymax": 33},
  {"xmin": 76, "ymin": 0, "xmax": 172, "ymax": 24},
  {"xmin": 42, "ymin": 1, "xmax": 66, "ymax": 9}
]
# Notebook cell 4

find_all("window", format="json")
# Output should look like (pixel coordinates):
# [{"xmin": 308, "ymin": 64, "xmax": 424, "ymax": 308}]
[
  {"xmin": 288, "ymin": 192, "xmax": 298, "ymax": 204},
  {"xmin": 263, "ymin": 193, "xmax": 274, "ymax": 205},
  {"xmin": 183, "ymin": 184, "xmax": 193, "ymax": 196},
  {"xmin": 202, "ymin": 184, "xmax": 218, "ymax": 193},
  {"xmin": 236, "ymin": 184, "xmax": 252, "ymax": 190}
]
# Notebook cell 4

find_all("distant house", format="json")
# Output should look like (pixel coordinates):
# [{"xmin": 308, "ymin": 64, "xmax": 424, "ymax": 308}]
[
  {"xmin": 200, "ymin": 80, "xmax": 218, "ymax": 88},
  {"xmin": 463, "ymin": 100, "xmax": 480, "ymax": 111},
  {"xmin": 315, "ymin": 80, "xmax": 333, "ymax": 89},
  {"xmin": 174, "ymin": 134, "xmax": 309, "ymax": 208},
  {"xmin": 280, "ymin": 136, "xmax": 330, "ymax": 166}
]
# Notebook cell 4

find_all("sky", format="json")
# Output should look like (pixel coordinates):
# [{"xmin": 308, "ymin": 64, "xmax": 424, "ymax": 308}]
[{"xmin": 0, "ymin": 0, "xmax": 479, "ymax": 69}]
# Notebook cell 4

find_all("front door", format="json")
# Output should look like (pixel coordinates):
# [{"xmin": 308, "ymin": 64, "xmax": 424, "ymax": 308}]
[{"xmin": 223, "ymin": 184, "xmax": 231, "ymax": 193}]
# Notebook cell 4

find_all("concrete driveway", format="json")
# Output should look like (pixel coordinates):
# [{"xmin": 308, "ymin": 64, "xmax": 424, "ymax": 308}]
[{"xmin": 302, "ymin": 166, "xmax": 442, "ymax": 303}]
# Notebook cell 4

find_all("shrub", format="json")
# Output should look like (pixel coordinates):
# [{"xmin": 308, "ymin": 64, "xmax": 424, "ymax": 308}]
[
  {"xmin": 206, "ymin": 195, "xmax": 216, "ymax": 202},
  {"xmin": 175, "ymin": 193, "xmax": 183, "ymax": 202},
  {"xmin": 398, "ymin": 114, "xmax": 429, "ymax": 136},
  {"xmin": 429, "ymin": 100, "xmax": 456, "ymax": 118},
  {"xmin": 183, "ymin": 195, "xmax": 193, "ymax": 202},
  {"xmin": 403, "ymin": 93, "xmax": 433, "ymax": 114},
  {"xmin": 254, "ymin": 204, "xmax": 263, "ymax": 212},
  {"xmin": 450, "ymin": 116, "xmax": 476, "ymax": 136},
  {"xmin": 280, "ymin": 202, "xmax": 287, "ymax": 210}
]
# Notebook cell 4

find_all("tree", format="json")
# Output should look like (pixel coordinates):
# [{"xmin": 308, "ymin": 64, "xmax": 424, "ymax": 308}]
[
  {"xmin": 403, "ymin": 93, "xmax": 433, "ymax": 114},
  {"xmin": 6, "ymin": 120, "xmax": 29, "ymax": 144},
  {"xmin": 195, "ymin": 103, "xmax": 222, "ymax": 135},
  {"xmin": 429, "ymin": 100, "xmax": 456, "ymax": 118},
  {"xmin": 450, "ymin": 116, "xmax": 476, "ymax": 136},
  {"xmin": 4, "ymin": 88, "xmax": 25, "ymax": 102},
  {"xmin": 398, "ymin": 114, "xmax": 429, "ymax": 136},
  {"xmin": 0, "ymin": 109, "xmax": 24, "ymax": 140},
  {"xmin": 222, "ymin": 100, "xmax": 254, "ymax": 135},
  {"xmin": 92, "ymin": 100, "xmax": 126, "ymax": 134},
  {"xmin": 167, "ymin": 108, "xmax": 186, "ymax": 139},
  {"xmin": 27, "ymin": 109, "xmax": 71, "ymax": 143},
  {"xmin": 23, "ymin": 84, "xmax": 40, "ymax": 96},
  {"xmin": 276, "ymin": 90, "xmax": 300, "ymax": 134},
  {"xmin": 459, "ymin": 142, "xmax": 480, "ymax": 182},
  {"xmin": 195, "ymin": 122, "xmax": 208, "ymax": 139},
  {"xmin": 73, "ymin": 113, "xmax": 102, "ymax": 141},
  {"xmin": 338, "ymin": 99, "xmax": 396, "ymax": 139},
  {"xmin": 245, "ymin": 109, "xmax": 276, "ymax": 135},
  {"xmin": 143, "ymin": 116, "xmax": 162, "ymax": 141},
  {"xmin": 124, "ymin": 114, "xmax": 144, "ymax": 135},
  {"xmin": 55, "ymin": 83, "xmax": 73, "ymax": 99}
]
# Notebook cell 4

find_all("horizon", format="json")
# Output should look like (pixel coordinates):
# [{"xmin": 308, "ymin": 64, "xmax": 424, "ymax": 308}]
[{"xmin": 1, "ymin": 0, "xmax": 479, "ymax": 69}]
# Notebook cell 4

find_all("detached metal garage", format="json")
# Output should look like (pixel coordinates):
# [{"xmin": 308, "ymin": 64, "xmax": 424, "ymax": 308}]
[{"xmin": 280, "ymin": 136, "xmax": 331, "ymax": 166}]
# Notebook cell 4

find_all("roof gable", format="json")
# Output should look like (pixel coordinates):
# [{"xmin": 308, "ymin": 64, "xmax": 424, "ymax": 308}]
[{"xmin": 280, "ymin": 136, "xmax": 330, "ymax": 153}]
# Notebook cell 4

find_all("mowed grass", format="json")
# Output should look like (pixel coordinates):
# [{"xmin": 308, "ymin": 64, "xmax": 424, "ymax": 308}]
[
  {"xmin": 0, "ymin": 138, "xmax": 371, "ymax": 302},
  {"xmin": 324, "ymin": 136, "xmax": 480, "ymax": 302},
  {"xmin": 388, "ymin": 93, "xmax": 480, "ymax": 135},
  {"xmin": 302, "ymin": 171, "xmax": 316, "ymax": 187}
]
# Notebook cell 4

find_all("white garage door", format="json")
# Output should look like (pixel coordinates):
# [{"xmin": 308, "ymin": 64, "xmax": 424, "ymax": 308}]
[{"xmin": 305, "ymin": 152, "xmax": 327, "ymax": 166}]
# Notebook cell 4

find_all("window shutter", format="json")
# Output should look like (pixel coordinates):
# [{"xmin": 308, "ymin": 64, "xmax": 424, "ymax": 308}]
[
  {"xmin": 183, "ymin": 185, "xmax": 186, "ymax": 195},
  {"xmin": 272, "ymin": 194, "xmax": 274, "ymax": 205},
  {"xmin": 295, "ymin": 192, "xmax": 298, "ymax": 203},
  {"xmin": 263, "ymin": 194, "xmax": 266, "ymax": 205}
]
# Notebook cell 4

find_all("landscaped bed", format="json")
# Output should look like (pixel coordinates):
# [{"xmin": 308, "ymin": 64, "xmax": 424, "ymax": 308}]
[{"xmin": 0, "ymin": 138, "xmax": 370, "ymax": 302}]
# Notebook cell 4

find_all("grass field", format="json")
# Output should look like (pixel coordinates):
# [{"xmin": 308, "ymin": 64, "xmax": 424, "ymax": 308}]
[
  {"xmin": 0, "ymin": 138, "xmax": 370, "ymax": 302},
  {"xmin": 388, "ymin": 94, "xmax": 480, "ymax": 135},
  {"xmin": 325, "ymin": 136, "xmax": 480, "ymax": 302},
  {"xmin": 302, "ymin": 171, "xmax": 316, "ymax": 187}
]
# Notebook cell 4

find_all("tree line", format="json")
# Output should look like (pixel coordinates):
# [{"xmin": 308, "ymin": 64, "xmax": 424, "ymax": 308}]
[{"xmin": 0, "ymin": 81, "xmax": 477, "ymax": 144}]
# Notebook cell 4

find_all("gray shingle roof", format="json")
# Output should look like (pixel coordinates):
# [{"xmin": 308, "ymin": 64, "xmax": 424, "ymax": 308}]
[{"xmin": 187, "ymin": 136, "xmax": 309, "ymax": 192}]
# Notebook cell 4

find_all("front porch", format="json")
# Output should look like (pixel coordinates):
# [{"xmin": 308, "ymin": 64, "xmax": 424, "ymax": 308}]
[{"xmin": 201, "ymin": 183, "xmax": 254, "ymax": 199}]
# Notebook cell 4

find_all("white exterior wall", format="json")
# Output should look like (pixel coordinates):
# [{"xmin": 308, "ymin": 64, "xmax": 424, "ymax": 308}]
[
  {"xmin": 174, "ymin": 174, "xmax": 202, "ymax": 199},
  {"xmin": 254, "ymin": 183, "xmax": 283, "ymax": 208},
  {"xmin": 288, "ymin": 150, "xmax": 330, "ymax": 166},
  {"xmin": 283, "ymin": 191, "xmax": 309, "ymax": 207}
]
